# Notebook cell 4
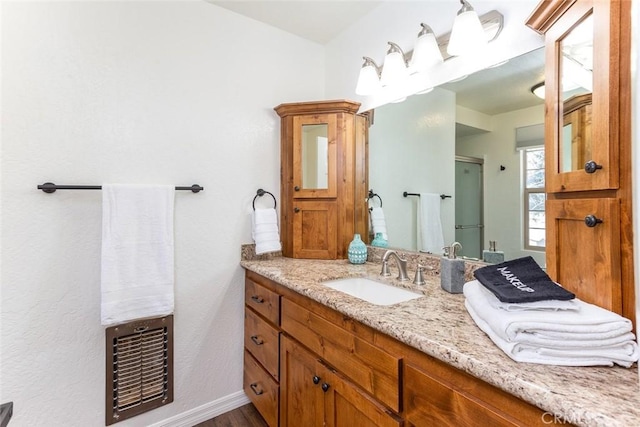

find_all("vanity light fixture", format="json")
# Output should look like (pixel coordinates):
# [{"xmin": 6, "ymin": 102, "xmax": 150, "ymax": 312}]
[
  {"xmin": 355, "ymin": 7, "xmax": 504, "ymax": 98},
  {"xmin": 447, "ymin": 0, "xmax": 488, "ymax": 56},
  {"xmin": 381, "ymin": 42, "xmax": 410, "ymax": 86},
  {"xmin": 410, "ymin": 23, "xmax": 444, "ymax": 72},
  {"xmin": 531, "ymin": 82, "xmax": 546, "ymax": 99},
  {"xmin": 355, "ymin": 57, "xmax": 382, "ymax": 96}
]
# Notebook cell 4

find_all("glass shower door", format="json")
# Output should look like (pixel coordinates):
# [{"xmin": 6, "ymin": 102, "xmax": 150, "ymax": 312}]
[{"xmin": 454, "ymin": 158, "xmax": 483, "ymax": 259}]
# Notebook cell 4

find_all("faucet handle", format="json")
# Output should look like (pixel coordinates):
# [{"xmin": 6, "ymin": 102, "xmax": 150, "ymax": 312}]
[{"xmin": 413, "ymin": 264, "xmax": 426, "ymax": 285}]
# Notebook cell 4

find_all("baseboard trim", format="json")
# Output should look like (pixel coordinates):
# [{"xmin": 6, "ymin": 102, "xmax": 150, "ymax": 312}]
[{"xmin": 150, "ymin": 390, "xmax": 250, "ymax": 427}]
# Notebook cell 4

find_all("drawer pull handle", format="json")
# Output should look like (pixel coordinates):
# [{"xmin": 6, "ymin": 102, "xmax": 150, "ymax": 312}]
[
  {"xmin": 584, "ymin": 160, "xmax": 603, "ymax": 174},
  {"xmin": 251, "ymin": 295, "xmax": 265, "ymax": 304},
  {"xmin": 250, "ymin": 335, "xmax": 264, "ymax": 345},
  {"xmin": 312, "ymin": 375, "xmax": 321, "ymax": 384},
  {"xmin": 321, "ymin": 383, "xmax": 330, "ymax": 392},
  {"xmin": 585, "ymin": 215, "xmax": 603, "ymax": 228},
  {"xmin": 249, "ymin": 383, "xmax": 264, "ymax": 395}
]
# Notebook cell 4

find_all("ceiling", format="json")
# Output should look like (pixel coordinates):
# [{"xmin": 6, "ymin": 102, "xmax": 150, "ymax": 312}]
[
  {"xmin": 207, "ymin": 1, "xmax": 384, "ymax": 44},
  {"xmin": 207, "ymin": 1, "xmax": 545, "ymax": 120}
]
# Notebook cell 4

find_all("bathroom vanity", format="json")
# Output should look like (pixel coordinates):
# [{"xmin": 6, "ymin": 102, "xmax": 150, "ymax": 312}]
[{"xmin": 241, "ymin": 254, "xmax": 640, "ymax": 427}]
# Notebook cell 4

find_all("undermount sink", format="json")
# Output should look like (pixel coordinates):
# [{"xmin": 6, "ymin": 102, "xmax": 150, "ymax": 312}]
[{"xmin": 322, "ymin": 277, "xmax": 423, "ymax": 306}]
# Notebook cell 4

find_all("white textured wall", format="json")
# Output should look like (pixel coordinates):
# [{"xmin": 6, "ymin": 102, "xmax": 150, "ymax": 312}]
[
  {"xmin": 456, "ymin": 105, "xmax": 545, "ymax": 266},
  {"xmin": 0, "ymin": 1, "xmax": 323, "ymax": 426},
  {"xmin": 369, "ymin": 88, "xmax": 456, "ymax": 251}
]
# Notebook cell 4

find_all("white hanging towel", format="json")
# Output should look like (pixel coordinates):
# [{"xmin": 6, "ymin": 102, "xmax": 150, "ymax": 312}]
[
  {"xmin": 252, "ymin": 208, "xmax": 282, "ymax": 255},
  {"xmin": 369, "ymin": 207, "xmax": 388, "ymax": 240},
  {"xmin": 101, "ymin": 184, "xmax": 175, "ymax": 326},
  {"xmin": 418, "ymin": 193, "xmax": 444, "ymax": 254}
]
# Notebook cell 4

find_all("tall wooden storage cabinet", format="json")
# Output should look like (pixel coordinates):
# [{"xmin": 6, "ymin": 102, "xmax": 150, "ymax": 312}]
[
  {"xmin": 274, "ymin": 100, "xmax": 369, "ymax": 259},
  {"xmin": 526, "ymin": 0, "xmax": 634, "ymax": 322}
]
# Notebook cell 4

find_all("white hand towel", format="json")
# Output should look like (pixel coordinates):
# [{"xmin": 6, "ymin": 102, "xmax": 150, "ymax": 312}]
[
  {"xmin": 463, "ymin": 280, "xmax": 634, "ymax": 341},
  {"xmin": 418, "ymin": 193, "xmax": 444, "ymax": 254},
  {"xmin": 101, "ymin": 184, "xmax": 175, "ymax": 326},
  {"xmin": 369, "ymin": 207, "xmax": 388, "ymax": 240},
  {"xmin": 465, "ymin": 301, "xmax": 638, "ymax": 367},
  {"xmin": 252, "ymin": 208, "xmax": 281, "ymax": 255}
]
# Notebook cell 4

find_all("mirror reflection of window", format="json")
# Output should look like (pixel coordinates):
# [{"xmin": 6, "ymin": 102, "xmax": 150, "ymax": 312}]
[
  {"xmin": 301, "ymin": 124, "xmax": 329, "ymax": 190},
  {"xmin": 523, "ymin": 147, "xmax": 546, "ymax": 251}
]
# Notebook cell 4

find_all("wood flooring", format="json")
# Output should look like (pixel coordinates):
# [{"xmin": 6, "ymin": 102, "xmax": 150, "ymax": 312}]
[{"xmin": 193, "ymin": 403, "xmax": 267, "ymax": 427}]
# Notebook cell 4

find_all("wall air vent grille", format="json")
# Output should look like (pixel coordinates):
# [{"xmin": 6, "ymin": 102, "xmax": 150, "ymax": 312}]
[{"xmin": 105, "ymin": 315, "xmax": 173, "ymax": 425}]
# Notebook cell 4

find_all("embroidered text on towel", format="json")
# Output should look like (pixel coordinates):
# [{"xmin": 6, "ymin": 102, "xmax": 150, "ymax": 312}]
[{"xmin": 496, "ymin": 266, "xmax": 535, "ymax": 293}]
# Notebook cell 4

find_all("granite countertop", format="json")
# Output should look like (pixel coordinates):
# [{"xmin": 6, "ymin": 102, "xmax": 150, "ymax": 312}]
[{"xmin": 240, "ymin": 256, "xmax": 640, "ymax": 427}]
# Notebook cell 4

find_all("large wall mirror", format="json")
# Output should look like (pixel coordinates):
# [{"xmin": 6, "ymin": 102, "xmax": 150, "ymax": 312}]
[{"xmin": 368, "ymin": 47, "xmax": 547, "ymax": 266}]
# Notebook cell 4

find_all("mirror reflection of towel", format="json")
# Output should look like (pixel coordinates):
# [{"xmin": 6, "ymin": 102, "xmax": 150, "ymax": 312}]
[
  {"xmin": 418, "ymin": 193, "xmax": 444, "ymax": 254},
  {"xmin": 369, "ymin": 207, "xmax": 388, "ymax": 240}
]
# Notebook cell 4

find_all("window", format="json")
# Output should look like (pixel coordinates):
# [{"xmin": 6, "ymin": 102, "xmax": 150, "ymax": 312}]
[{"xmin": 524, "ymin": 147, "xmax": 545, "ymax": 250}]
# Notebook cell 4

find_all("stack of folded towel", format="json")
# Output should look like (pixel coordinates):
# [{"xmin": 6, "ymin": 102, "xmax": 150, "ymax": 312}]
[
  {"xmin": 369, "ymin": 207, "xmax": 388, "ymax": 241},
  {"xmin": 464, "ymin": 257, "xmax": 639, "ymax": 367},
  {"xmin": 252, "ymin": 208, "xmax": 282, "ymax": 255}
]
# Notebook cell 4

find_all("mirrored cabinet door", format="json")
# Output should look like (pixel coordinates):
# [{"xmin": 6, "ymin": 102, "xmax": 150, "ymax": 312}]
[
  {"xmin": 293, "ymin": 114, "xmax": 337, "ymax": 199},
  {"xmin": 544, "ymin": 0, "xmax": 620, "ymax": 192}
]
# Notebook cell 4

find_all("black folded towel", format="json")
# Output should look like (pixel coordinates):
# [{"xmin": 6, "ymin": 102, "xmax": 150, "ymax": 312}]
[{"xmin": 473, "ymin": 256, "xmax": 575, "ymax": 303}]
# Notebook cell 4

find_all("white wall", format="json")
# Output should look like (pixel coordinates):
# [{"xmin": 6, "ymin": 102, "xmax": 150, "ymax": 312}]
[
  {"xmin": 0, "ymin": 1, "xmax": 323, "ymax": 426},
  {"xmin": 369, "ymin": 88, "xmax": 456, "ymax": 250},
  {"xmin": 456, "ymin": 105, "xmax": 545, "ymax": 266}
]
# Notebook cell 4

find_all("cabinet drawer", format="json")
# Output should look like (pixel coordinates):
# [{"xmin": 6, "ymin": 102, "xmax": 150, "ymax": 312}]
[
  {"xmin": 244, "ymin": 350, "xmax": 279, "ymax": 427},
  {"xmin": 245, "ymin": 277, "xmax": 280, "ymax": 325},
  {"xmin": 244, "ymin": 308, "xmax": 280, "ymax": 380},
  {"xmin": 404, "ymin": 363, "xmax": 552, "ymax": 427},
  {"xmin": 281, "ymin": 298, "xmax": 400, "ymax": 412}
]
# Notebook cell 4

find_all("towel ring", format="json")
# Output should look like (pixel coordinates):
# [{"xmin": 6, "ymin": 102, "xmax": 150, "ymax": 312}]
[
  {"xmin": 366, "ymin": 189, "xmax": 382, "ymax": 211},
  {"xmin": 253, "ymin": 189, "xmax": 277, "ymax": 210}
]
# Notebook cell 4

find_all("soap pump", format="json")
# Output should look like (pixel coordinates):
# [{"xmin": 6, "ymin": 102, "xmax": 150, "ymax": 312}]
[
  {"xmin": 482, "ymin": 240, "xmax": 505, "ymax": 264},
  {"xmin": 440, "ymin": 242, "xmax": 465, "ymax": 294}
]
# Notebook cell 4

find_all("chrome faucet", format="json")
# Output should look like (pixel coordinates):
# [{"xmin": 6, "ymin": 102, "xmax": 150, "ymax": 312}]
[{"xmin": 380, "ymin": 250, "xmax": 409, "ymax": 281}]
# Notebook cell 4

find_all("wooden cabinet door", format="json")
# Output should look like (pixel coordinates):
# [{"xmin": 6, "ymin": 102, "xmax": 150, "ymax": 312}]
[
  {"xmin": 292, "ymin": 200, "xmax": 337, "ymax": 259},
  {"xmin": 322, "ymin": 365, "xmax": 402, "ymax": 427},
  {"xmin": 546, "ymin": 198, "xmax": 621, "ymax": 313},
  {"xmin": 543, "ymin": 0, "xmax": 621, "ymax": 192},
  {"xmin": 280, "ymin": 337, "xmax": 324, "ymax": 427}
]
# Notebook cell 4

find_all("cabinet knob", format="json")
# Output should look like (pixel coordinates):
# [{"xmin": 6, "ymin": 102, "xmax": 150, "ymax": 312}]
[
  {"xmin": 584, "ymin": 160, "xmax": 603, "ymax": 174},
  {"xmin": 294, "ymin": 207, "xmax": 300, "ymax": 213},
  {"xmin": 312, "ymin": 376, "xmax": 321, "ymax": 384},
  {"xmin": 250, "ymin": 335, "xmax": 264, "ymax": 346},
  {"xmin": 584, "ymin": 215, "xmax": 603, "ymax": 227},
  {"xmin": 321, "ymin": 383, "xmax": 330, "ymax": 392},
  {"xmin": 294, "ymin": 186, "xmax": 300, "ymax": 191},
  {"xmin": 249, "ymin": 383, "xmax": 264, "ymax": 395}
]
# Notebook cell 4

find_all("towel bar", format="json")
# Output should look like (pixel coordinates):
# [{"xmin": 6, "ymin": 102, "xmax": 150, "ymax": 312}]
[
  {"xmin": 37, "ymin": 182, "xmax": 204, "ymax": 193},
  {"xmin": 403, "ymin": 192, "xmax": 451, "ymax": 200}
]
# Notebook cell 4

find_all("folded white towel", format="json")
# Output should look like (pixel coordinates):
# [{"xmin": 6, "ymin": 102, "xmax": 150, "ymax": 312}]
[
  {"xmin": 252, "ymin": 208, "xmax": 281, "ymax": 255},
  {"xmin": 464, "ymin": 280, "xmax": 634, "ymax": 341},
  {"xmin": 101, "ymin": 184, "xmax": 175, "ymax": 326},
  {"xmin": 369, "ymin": 207, "xmax": 388, "ymax": 240},
  {"xmin": 418, "ymin": 193, "xmax": 444, "ymax": 254},
  {"xmin": 465, "ymin": 301, "xmax": 639, "ymax": 367}
]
